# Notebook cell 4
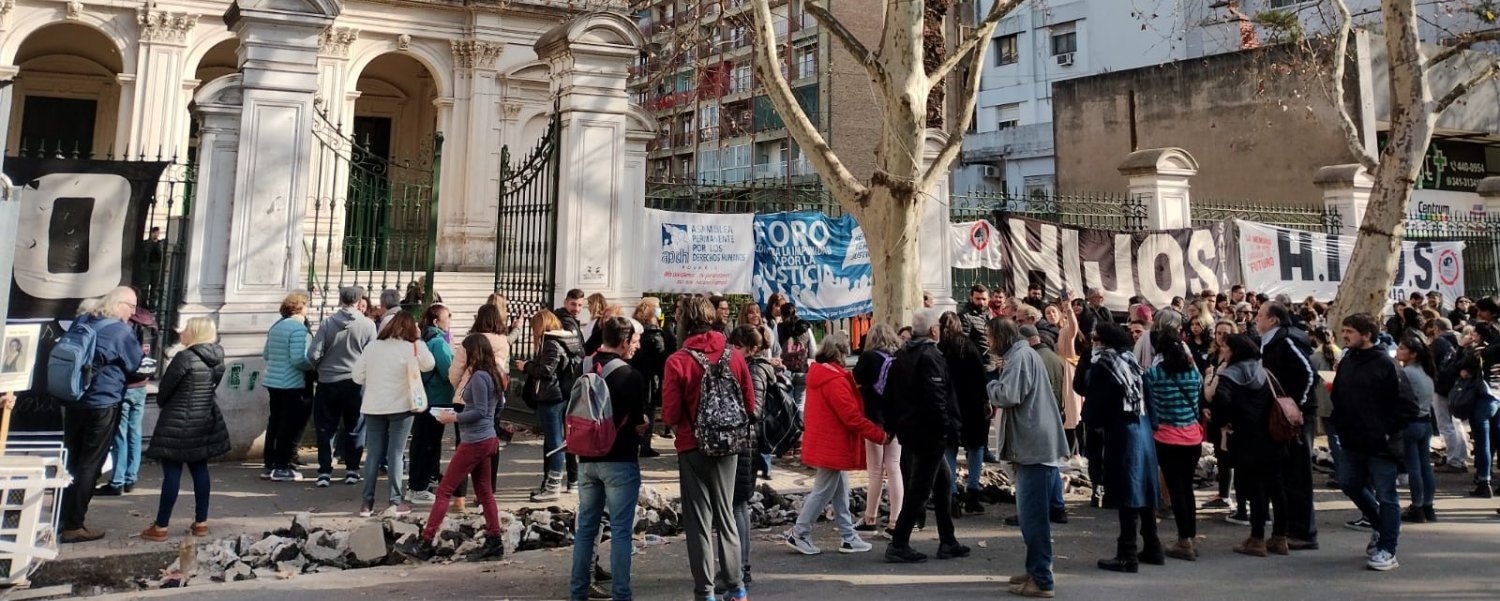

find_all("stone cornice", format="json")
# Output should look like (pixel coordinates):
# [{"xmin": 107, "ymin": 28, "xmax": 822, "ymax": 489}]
[
  {"xmin": 451, "ymin": 39, "xmax": 503, "ymax": 69},
  {"xmin": 137, "ymin": 1, "xmax": 198, "ymax": 44},
  {"xmin": 320, "ymin": 26, "xmax": 360, "ymax": 57}
]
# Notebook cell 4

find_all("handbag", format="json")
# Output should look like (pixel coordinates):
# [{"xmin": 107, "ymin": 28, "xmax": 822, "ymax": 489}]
[
  {"xmin": 1448, "ymin": 375, "xmax": 1491, "ymax": 422},
  {"xmin": 1264, "ymin": 370, "xmax": 1305, "ymax": 444},
  {"xmin": 407, "ymin": 342, "xmax": 429, "ymax": 412}
]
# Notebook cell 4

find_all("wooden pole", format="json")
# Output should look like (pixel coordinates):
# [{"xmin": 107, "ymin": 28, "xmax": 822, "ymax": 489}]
[{"xmin": 0, "ymin": 391, "xmax": 14, "ymax": 455}]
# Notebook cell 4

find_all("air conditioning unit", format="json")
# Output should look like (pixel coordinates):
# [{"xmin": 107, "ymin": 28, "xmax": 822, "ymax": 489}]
[
  {"xmin": 1056, "ymin": 52, "xmax": 1075, "ymax": 66},
  {"xmin": 980, "ymin": 165, "xmax": 1002, "ymax": 179}
]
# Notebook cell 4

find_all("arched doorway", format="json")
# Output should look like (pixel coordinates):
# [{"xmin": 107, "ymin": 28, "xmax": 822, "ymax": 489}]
[
  {"xmin": 7, "ymin": 23, "xmax": 124, "ymax": 157},
  {"xmin": 187, "ymin": 38, "xmax": 239, "ymax": 154}
]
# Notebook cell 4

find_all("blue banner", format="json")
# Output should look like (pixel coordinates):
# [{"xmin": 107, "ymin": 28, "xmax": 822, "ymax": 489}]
[{"xmin": 752, "ymin": 211, "xmax": 873, "ymax": 320}]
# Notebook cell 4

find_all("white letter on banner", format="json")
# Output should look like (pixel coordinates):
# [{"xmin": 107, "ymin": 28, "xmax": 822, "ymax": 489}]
[
  {"xmin": 1136, "ymin": 233, "xmax": 1182, "ymax": 309},
  {"xmin": 1007, "ymin": 219, "xmax": 1057, "ymax": 294},
  {"xmin": 1186, "ymin": 229, "xmax": 1221, "ymax": 295},
  {"xmin": 1061, "ymin": 227, "xmax": 1083, "ymax": 297}
]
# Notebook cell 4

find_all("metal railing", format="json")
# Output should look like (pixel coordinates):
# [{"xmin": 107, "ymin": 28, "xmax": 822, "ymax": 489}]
[
  {"xmin": 1404, "ymin": 212, "xmax": 1500, "ymax": 297},
  {"xmin": 1192, "ymin": 198, "xmax": 1342, "ymax": 234}
]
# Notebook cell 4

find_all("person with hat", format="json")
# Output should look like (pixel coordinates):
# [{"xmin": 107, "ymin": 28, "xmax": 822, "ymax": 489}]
[{"xmin": 1450, "ymin": 297, "xmax": 1473, "ymax": 327}]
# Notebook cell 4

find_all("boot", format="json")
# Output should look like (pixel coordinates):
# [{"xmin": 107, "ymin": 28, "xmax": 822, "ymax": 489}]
[
  {"xmin": 950, "ymin": 496, "xmax": 964, "ymax": 519},
  {"xmin": 964, "ymin": 488, "xmax": 985, "ymax": 514},
  {"xmin": 1098, "ymin": 540, "xmax": 1139, "ymax": 573},
  {"xmin": 1233, "ymin": 537, "xmax": 1268, "ymax": 557},
  {"xmin": 1266, "ymin": 535, "xmax": 1290, "ymax": 555},
  {"xmin": 1400, "ymin": 505, "xmax": 1427, "ymax": 523},
  {"xmin": 530, "ymin": 471, "xmax": 564, "ymax": 502},
  {"xmin": 1139, "ymin": 538, "xmax": 1166, "ymax": 565},
  {"xmin": 1164, "ymin": 537, "xmax": 1197, "ymax": 561},
  {"xmin": 1422, "ymin": 505, "xmax": 1437, "ymax": 522}
]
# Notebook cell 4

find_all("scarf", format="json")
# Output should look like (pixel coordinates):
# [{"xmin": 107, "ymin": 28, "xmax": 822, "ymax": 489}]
[{"xmin": 1097, "ymin": 347, "xmax": 1146, "ymax": 416}]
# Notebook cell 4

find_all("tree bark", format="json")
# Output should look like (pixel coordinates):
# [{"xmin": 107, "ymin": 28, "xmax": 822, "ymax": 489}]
[{"xmin": 862, "ymin": 186, "xmax": 921, "ymax": 326}]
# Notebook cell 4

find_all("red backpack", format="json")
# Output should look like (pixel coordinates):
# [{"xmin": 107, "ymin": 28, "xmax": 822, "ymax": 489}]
[{"xmin": 564, "ymin": 357, "xmax": 630, "ymax": 457}]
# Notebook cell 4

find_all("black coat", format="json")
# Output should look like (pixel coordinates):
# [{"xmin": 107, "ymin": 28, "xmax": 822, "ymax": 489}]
[
  {"xmin": 888, "ymin": 338, "xmax": 960, "ymax": 451},
  {"xmin": 146, "ymin": 344, "xmax": 230, "ymax": 463},
  {"xmin": 852, "ymin": 350, "xmax": 893, "ymax": 431},
  {"xmin": 1260, "ymin": 325, "xmax": 1316, "ymax": 410},
  {"xmin": 1208, "ymin": 360, "xmax": 1286, "ymax": 468},
  {"xmin": 1331, "ymin": 346, "xmax": 1420, "ymax": 459},
  {"xmin": 959, "ymin": 302, "xmax": 991, "ymax": 356},
  {"xmin": 630, "ymin": 324, "xmax": 676, "ymax": 408},
  {"xmin": 940, "ymin": 337, "xmax": 992, "ymax": 449}
]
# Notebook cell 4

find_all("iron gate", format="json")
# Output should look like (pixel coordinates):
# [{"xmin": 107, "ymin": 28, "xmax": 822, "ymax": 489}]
[
  {"xmin": 305, "ymin": 107, "xmax": 443, "ymax": 318},
  {"xmin": 494, "ymin": 108, "xmax": 561, "ymax": 360},
  {"xmin": 1404, "ymin": 213, "xmax": 1500, "ymax": 297}
]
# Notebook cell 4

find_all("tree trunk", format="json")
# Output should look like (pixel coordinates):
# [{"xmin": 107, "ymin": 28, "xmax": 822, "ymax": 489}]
[
  {"xmin": 1329, "ymin": 0, "xmax": 1433, "ymax": 325},
  {"xmin": 862, "ymin": 185, "xmax": 922, "ymax": 326}
]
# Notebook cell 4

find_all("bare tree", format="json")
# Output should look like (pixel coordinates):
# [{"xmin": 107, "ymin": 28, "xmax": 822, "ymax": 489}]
[
  {"xmin": 747, "ymin": 0, "xmax": 1024, "ymax": 325},
  {"xmin": 1327, "ymin": 0, "xmax": 1500, "ymax": 323}
]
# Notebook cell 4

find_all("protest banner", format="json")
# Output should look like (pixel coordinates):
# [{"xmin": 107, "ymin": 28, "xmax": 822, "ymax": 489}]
[
  {"xmin": 1236, "ymin": 220, "xmax": 1465, "ymax": 303},
  {"xmin": 951, "ymin": 219, "xmax": 1005, "ymax": 270},
  {"xmin": 752, "ymin": 212, "xmax": 872, "ymax": 320},
  {"xmin": 642, "ymin": 208, "xmax": 755, "ymax": 293}
]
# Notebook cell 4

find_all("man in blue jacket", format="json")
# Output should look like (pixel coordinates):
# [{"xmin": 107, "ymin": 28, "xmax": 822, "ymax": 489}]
[{"xmin": 60, "ymin": 286, "xmax": 145, "ymax": 543}]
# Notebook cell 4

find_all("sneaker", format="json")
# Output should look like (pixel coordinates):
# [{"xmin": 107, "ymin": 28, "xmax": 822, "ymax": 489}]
[
  {"xmin": 344, "ymin": 471, "xmax": 363, "ymax": 485},
  {"xmin": 884, "ymin": 543, "xmax": 927, "ymax": 563},
  {"xmin": 1004, "ymin": 514, "xmax": 1021, "ymax": 526},
  {"xmin": 123, "ymin": 483, "xmax": 135, "ymax": 493},
  {"xmin": 1366, "ymin": 549, "xmax": 1399, "ymax": 571},
  {"xmin": 391, "ymin": 503, "xmax": 413, "ymax": 517},
  {"xmin": 466, "ymin": 534, "xmax": 505, "ymax": 561},
  {"xmin": 530, "ymin": 489, "xmax": 561, "ymax": 502},
  {"xmin": 1366, "ymin": 532, "xmax": 1380, "ymax": 557},
  {"xmin": 358, "ymin": 504, "xmax": 375, "ymax": 518},
  {"xmin": 854, "ymin": 522, "xmax": 879, "ymax": 533},
  {"xmin": 270, "ymin": 469, "xmax": 303, "ymax": 482},
  {"xmin": 1225, "ymin": 512, "xmax": 1250, "ymax": 526},
  {"xmin": 725, "ymin": 587, "xmax": 749, "ymax": 600},
  {"xmin": 936, "ymin": 541, "xmax": 971, "ymax": 559},
  {"xmin": 316, "ymin": 473, "xmax": 332, "ymax": 488},
  {"xmin": 1050, "ymin": 508, "xmax": 1069, "ymax": 524},
  {"xmin": 1434, "ymin": 463, "xmax": 1468, "ymax": 474},
  {"xmin": 259, "ymin": 469, "xmax": 274, "ymax": 481},
  {"xmin": 94, "ymin": 484, "xmax": 123, "ymax": 497},
  {"xmin": 1345, "ymin": 517, "xmax": 1373, "ymax": 531},
  {"xmin": 594, "ymin": 561, "xmax": 612, "ymax": 581},
  {"xmin": 639, "ymin": 447, "xmax": 662, "ymax": 458},
  {"xmin": 784, "ymin": 532, "xmax": 821, "ymax": 555},
  {"xmin": 1467, "ymin": 484, "xmax": 1494, "ymax": 499},
  {"xmin": 1200, "ymin": 496, "xmax": 1230, "ymax": 510},
  {"xmin": 839, "ymin": 538, "xmax": 873, "ymax": 553},
  {"xmin": 586, "ymin": 583, "xmax": 611, "ymax": 600},
  {"xmin": 407, "ymin": 490, "xmax": 437, "ymax": 505},
  {"xmin": 1009, "ymin": 578, "xmax": 1056, "ymax": 598}
]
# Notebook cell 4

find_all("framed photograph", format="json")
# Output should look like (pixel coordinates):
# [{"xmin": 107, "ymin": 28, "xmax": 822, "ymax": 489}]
[{"xmin": 0, "ymin": 323, "xmax": 43, "ymax": 393}]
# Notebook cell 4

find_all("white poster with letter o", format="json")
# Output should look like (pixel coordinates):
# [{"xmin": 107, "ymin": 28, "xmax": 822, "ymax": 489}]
[{"xmin": 642, "ymin": 208, "xmax": 755, "ymax": 293}]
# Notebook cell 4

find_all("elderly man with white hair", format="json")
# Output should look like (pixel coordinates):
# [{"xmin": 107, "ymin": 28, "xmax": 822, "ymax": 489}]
[
  {"xmin": 884, "ymin": 308, "xmax": 970, "ymax": 564},
  {"xmin": 59, "ymin": 286, "xmax": 145, "ymax": 543}
]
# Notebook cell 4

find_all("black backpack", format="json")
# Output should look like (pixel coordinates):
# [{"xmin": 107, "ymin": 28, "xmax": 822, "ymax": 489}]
[{"xmin": 758, "ymin": 365, "xmax": 802, "ymax": 456}]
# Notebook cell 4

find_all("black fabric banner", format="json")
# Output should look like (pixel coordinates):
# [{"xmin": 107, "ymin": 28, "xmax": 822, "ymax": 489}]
[
  {"xmin": 3, "ymin": 158, "xmax": 169, "ymax": 320},
  {"xmin": 995, "ymin": 214, "xmax": 1239, "ymax": 312}
]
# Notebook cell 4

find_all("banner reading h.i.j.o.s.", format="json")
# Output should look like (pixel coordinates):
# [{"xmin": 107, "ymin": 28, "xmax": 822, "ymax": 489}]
[
  {"xmin": 1237, "ymin": 220, "xmax": 1465, "ymax": 303},
  {"xmin": 997, "ymin": 215, "xmax": 1237, "ymax": 312},
  {"xmin": 752, "ymin": 212, "xmax": 872, "ymax": 320}
]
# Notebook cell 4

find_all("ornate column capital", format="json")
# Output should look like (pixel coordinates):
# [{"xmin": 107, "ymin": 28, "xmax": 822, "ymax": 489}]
[
  {"xmin": 451, "ymin": 39, "xmax": 503, "ymax": 70},
  {"xmin": 319, "ymin": 26, "xmax": 359, "ymax": 58},
  {"xmin": 137, "ymin": 1, "xmax": 198, "ymax": 44}
]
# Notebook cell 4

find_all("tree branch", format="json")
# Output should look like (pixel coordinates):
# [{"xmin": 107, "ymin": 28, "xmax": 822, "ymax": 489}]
[
  {"xmin": 927, "ymin": 0, "xmax": 1024, "ymax": 87},
  {"xmin": 748, "ymin": 0, "xmax": 869, "ymax": 207},
  {"xmin": 917, "ymin": 44, "xmax": 984, "ymax": 193},
  {"xmin": 1329, "ymin": 0, "xmax": 1379, "ymax": 171},
  {"xmin": 804, "ymin": 0, "xmax": 886, "ymax": 84},
  {"xmin": 1432, "ymin": 60, "xmax": 1500, "ymax": 114},
  {"xmin": 1427, "ymin": 30, "xmax": 1500, "ymax": 69}
]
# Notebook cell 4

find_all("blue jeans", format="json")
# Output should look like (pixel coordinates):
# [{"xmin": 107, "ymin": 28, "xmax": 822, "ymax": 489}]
[
  {"xmin": 110, "ymin": 387, "xmax": 147, "ymax": 487},
  {"xmin": 1015, "ymin": 464, "xmax": 1058, "ymax": 590},
  {"xmin": 1402, "ymin": 421, "xmax": 1435, "ymax": 506},
  {"xmin": 1338, "ymin": 450, "xmax": 1401, "ymax": 554},
  {"xmin": 571, "ymin": 461, "xmax": 641, "ymax": 601},
  {"xmin": 155, "ymin": 460, "xmax": 210, "ymax": 527},
  {"xmin": 361, "ymin": 413, "xmax": 414, "ymax": 507},
  {"xmin": 946, "ymin": 446, "xmax": 984, "ymax": 494},
  {"xmin": 1321, "ymin": 417, "xmax": 1342, "ymax": 476},
  {"xmin": 1472, "ymin": 398, "xmax": 1500, "ymax": 483},
  {"xmin": 539, "ymin": 401, "xmax": 567, "ymax": 475}
]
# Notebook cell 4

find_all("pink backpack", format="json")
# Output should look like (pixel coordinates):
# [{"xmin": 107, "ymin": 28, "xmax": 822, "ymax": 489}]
[{"xmin": 564, "ymin": 357, "xmax": 630, "ymax": 457}]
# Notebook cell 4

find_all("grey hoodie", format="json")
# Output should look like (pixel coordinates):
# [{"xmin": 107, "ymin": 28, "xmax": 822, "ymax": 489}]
[
  {"xmin": 1218, "ymin": 358, "xmax": 1267, "ymax": 390},
  {"xmin": 309, "ymin": 306, "xmax": 377, "ymax": 383}
]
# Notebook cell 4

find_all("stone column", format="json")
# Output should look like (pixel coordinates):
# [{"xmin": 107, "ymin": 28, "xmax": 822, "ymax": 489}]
[
  {"xmin": 1314, "ymin": 164, "xmax": 1373, "ymax": 237},
  {"xmin": 0, "ymin": 64, "xmax": 16, "ymax": 156},
  {"xmin": 128, "ymin": 4, "xmax": 198, "ymax": 156},
  {"xmin": 178, "ymin": 75, "xmax": 243, "ymax": 325},
  {"xmin": 307, "ymin": 26, "xmax": 358, "ymax": 271},
  {"xmin": 1118, "ymin": 147, "xmax": 1199, "ymax": 230},
  {"xmin": 214, "ymin": 0, "xmax": 338, "ymax": 356},
  {"xmin": 535, "ymin": 14, "xmax": 645, "ymax": 307},
  {"xmin": 445, "ymin": 39, "xmax": 502, "ymax": 268},
  {"xmin": 920, "ymin": 129, "xmax": 957, "ymax": 312}
]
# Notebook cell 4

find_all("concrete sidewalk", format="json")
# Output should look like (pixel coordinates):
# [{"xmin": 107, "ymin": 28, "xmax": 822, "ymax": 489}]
[{"xmin": 33, "ymin": 427, "xmax": 827, "ymax": 589}]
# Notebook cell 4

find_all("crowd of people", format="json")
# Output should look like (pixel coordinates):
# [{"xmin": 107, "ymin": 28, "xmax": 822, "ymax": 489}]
[{"xmin": 43, "ymin": 278, "xmax": 1500, "ymax": 600}]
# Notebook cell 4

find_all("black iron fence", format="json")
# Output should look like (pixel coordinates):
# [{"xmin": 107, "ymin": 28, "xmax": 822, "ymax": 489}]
[
  {"xmin": 1404, "ymin": 213, "xmax": 1500, "ymax": 297},
  {"xmin": 644, "ymin": 178, "xmax": 842, "ymax": 215},
  {"xmin": 1192, "ymin": 198, "xmax": 1342, "ymax": 234},
  {"xmin": 494, "ymin": 110, "xmax": 561, "ymax": 362}
]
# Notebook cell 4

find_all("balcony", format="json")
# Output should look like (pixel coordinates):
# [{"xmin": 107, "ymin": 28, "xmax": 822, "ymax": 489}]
[
  {"xmin": 753, "ymin": 162, "xmax": 786, "ymax": 180},
  {"xmin": 960, "ymin": 123, "xmax": 1054, "ymax": 162}
]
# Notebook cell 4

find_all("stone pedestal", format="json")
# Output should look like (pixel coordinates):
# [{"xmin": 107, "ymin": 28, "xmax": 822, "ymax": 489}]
[
  {"xmin": 534, "ymin": 14, "xmax": 651, "ymax": 307},
  {"xmin": 1314, "ymin": 164, "xmax": 1374, "ymax": 237},
  {"xmin": 920, "ymin": 130, "xmax": 957, "ymax": 312},
  {"xmin": 1118, "ymin": 148, "xmax": 1199, "ymax": 230}
]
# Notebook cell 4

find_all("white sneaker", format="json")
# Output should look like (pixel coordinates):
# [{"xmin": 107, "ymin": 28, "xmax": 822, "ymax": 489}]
[
  {"xmin": 784, "ymin": 532, "xmax": 821, "ymax": 555},
  {"xmin": 1366, "ymin": 549, "xmax": 1398, "ymax": 571},
  {"xmin": 839, "ymin": 538, "xmax": 873, "ymax": 554},
  {"xmin": 1366, "ymin": 532, "xmax": 1380, "ymax": 557},
  {"xmin": 407, "ymin": 490, "xmax": 437, "ymax": 504}
]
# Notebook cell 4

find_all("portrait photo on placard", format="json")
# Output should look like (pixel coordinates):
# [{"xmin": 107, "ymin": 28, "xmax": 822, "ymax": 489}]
[{"xmin": 0, "ymin": 323, "xmax": 44, "ymax": 392}]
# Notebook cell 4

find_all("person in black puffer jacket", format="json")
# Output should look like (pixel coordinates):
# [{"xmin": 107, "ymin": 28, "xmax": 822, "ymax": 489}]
[
  {"xmin": 939, "ymin": 312, "xmax": 992, "ymax": 515},
  {"xmin": 140, "ymin": 317, "xmax": 229, "ymax": 542},
  {"xmin": 1209, "ymin": 334, "xmax": 1288, "ymax": 557}
]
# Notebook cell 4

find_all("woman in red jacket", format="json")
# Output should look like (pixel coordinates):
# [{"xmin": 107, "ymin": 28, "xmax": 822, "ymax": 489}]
[{"xmin": 784, "ymin": 332, "xmax": 890, "ymax": 556}]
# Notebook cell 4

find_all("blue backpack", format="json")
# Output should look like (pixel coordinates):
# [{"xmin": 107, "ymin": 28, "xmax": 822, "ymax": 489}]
[{"xmin": 47, "ymin": 317, "xmax": 118, "ymax": 401}]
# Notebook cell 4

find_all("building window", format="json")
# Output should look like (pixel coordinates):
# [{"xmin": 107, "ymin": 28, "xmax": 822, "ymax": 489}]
[
  {"xmin": 994, "ymin": 34, "xmax": 1019, "ymax": 66},
  {"xmin": 795, "ymin": 44, "xmax": 817, "ymax": 79},
  {"xmin": 997, "ymin": 103, "xmax": 1020, "ymax": 130},
  {"xmin": 1050, "ymin": 23, "xmax": 1077, "ymax": 56},
  {"xmin": 730, "ymin": 63, "xmax": 752, "ymax": 93}
]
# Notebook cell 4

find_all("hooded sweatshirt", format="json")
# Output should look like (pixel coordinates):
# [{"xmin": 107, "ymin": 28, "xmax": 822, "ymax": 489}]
[
  {"xmin": 661, "ymin": 330, "xmax": 756, "ymax": 454},
  {"xmin": 309, "ymin": 306, "xmax": 377, "ymax": 383},
  {"xmin": 527, "ymin": 330, "xmax": 584, "ymax": 403}
]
